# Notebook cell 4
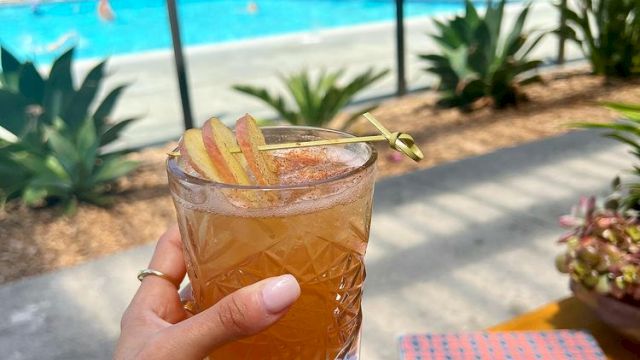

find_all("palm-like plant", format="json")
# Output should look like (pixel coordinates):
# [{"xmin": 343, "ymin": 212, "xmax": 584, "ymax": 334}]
[
  {"xmin": 420, "ymin": 0, "xmax": 545, "ymax": 109},
  {"xmin": 0, "ymin": 47, "xmax": 138, "ymax": 212},
  {"xmin": 574, "ymin": 102, "xmax": 640, "ymax": 211},
  {"xmin": 575, "ymin": 102, "xmax": 640, "ymax": 210},
  {"xmin": 232, "ymin": 68, "xmax": 388, "ymax": 129},
  {"xmin": 557, "ymin": 0, "xmax": 640, "ymax": 78}
]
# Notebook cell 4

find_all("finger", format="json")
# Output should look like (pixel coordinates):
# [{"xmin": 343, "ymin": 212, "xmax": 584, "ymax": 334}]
[
  {"xmin": 144, "ymin": 224, "xmax": 186, "ymax": 290},
  {"xmin": 132, "ymin": 225, "xmax": 188, "ymax": 322},
  {"xmin": 155, "ymin": 274, "xmax": 300, "ymax": 359}
]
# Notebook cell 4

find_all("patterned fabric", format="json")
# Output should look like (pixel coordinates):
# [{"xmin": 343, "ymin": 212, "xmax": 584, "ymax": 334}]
[{"xmin": 398, "ymin": 331, "xmax": 605, "ymax": 360}]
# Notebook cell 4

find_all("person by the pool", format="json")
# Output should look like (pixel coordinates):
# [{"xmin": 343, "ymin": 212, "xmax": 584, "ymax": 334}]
[
  {"xmin": 246, "ymin": 1, "xmax": 259, "ymax": 14},
  {"xmin": 98, "ymin": 0, "xmax": 115, "ymax": 22},
  {"xmin": 30, "ymin": 0, "xmax": 42, "ymax": 15}
]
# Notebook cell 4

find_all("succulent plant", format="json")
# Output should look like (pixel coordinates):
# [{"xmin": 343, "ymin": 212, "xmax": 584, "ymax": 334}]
[
  {"xmin": 233, "ymin": 67, "xmax": 388, "ymax": 129},
  {"xmin": 557, "ymin": 102, "xmax": 640, "ymax": 303},
  {"xmin": 556, "ymin": 0, "xmax": 640, "ymax": 78},
  {"xmin": 556, "ymin": 196, "xmax": 640, "ymax": 303},
  {"xmin": 419, "ymin": 0, "xmax": 546, "ymax": 110},
  {"xmin": 0, "ymin": 47, "xmax": 138, "ymax": 213}
]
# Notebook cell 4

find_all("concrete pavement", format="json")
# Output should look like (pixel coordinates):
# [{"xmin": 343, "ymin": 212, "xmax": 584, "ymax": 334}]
[{"xmin": 0, "ymin": 129, "xmax": 630, "ymax": 359}]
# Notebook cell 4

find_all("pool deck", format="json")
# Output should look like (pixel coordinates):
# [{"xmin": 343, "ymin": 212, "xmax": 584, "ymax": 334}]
[
  {"xmin": 0, "ymin": 130, "xmax": 627, "ymax": 359},
  {"xmin": 73, "ymin": 1, "xmax": 581, "ymax": 149}
]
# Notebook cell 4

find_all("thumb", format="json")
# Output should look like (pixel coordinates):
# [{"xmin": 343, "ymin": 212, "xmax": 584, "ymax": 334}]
[{"xmin": 158, "ymin": 274, "xmax": 300, "ymax": 359}]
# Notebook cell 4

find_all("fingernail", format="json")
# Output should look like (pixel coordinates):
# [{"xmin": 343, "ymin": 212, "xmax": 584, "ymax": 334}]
[{"xmin": 261, "ymin": 274, "xmax": 300, "ymax": 314}]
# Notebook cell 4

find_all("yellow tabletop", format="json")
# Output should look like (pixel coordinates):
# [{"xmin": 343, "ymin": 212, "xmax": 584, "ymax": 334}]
[{"xmin": 488, "ymin": 297, "xmax": 640, "ymax": 360}]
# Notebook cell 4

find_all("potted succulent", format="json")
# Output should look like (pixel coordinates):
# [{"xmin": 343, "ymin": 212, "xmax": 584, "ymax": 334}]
[{"xmin": 556, "ymin": 102, "xmax": 640, "ymax": 341}]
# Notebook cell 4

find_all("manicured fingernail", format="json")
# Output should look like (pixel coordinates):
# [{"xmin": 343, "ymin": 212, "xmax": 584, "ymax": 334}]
[{"xmin": 261, "ymin": 274, "xmax": 300, "ymax": 314}]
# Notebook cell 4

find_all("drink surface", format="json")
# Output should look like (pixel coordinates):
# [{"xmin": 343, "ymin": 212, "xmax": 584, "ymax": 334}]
[{"xmin": 172, "ymin": 146, "xmax": 375, "ymax": 359}]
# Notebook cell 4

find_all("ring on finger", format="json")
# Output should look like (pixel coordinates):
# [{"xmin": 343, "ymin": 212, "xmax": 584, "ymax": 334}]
[{"xmin": 137, "ymin": 268, "xmax": 180, "ymax": 289}]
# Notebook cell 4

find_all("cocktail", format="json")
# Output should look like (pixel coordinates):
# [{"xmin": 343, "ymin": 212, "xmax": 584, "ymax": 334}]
[{"xmin": 167, "ymin": 114, "xmax": 420, "ymax": 359}]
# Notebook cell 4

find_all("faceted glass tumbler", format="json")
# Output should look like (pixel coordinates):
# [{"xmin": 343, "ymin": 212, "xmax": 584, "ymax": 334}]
[{"xmin": 167, "ymin": 127, "xmax": 377, "ymax": 359}]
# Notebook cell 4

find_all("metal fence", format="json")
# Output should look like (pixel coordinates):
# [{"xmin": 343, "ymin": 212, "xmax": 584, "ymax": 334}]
[{"xmin": 166, "ymin": 0, "xmax": 569, "ymax": 131}]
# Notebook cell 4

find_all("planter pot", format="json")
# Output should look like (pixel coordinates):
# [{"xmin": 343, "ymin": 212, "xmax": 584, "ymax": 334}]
[{"xmin": 571, "ymin": 281, "xmax": 640, "ymax": 343}]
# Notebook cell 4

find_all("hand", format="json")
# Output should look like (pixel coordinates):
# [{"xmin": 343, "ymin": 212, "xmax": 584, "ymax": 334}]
[{"xmin": 114, "ymin": 225, "xmax": 301, "ymax": 359}]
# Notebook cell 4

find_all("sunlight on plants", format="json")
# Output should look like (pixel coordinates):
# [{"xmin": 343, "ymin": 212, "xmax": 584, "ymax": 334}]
[
  {"xmin": 420, "ymin": 0, "xmax": 546, "ymax": 110},
  {"xmin": 557, "ymin": 0, "xmax": 640, "ymax": 77},
  {"xmin": 0, "ymin": 47, "xmax": 139, "ymax": 213},
  {"xmin": 233, "ymin": 67, "xmax": 388, "ymax": 129}
]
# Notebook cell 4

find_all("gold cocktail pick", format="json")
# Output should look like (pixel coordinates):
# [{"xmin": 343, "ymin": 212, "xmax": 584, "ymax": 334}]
[{"xmin": 171, "ymin": 113, "xmax": 424, "ymax": 162}]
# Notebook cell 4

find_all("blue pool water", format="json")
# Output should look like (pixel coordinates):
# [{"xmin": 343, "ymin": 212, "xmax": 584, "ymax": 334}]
[{"xmin": 2, "ymin": 0, "xmax": 471, "ymax": 63}]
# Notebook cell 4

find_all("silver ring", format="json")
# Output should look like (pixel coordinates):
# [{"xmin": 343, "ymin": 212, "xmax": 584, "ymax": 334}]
[{"xmin": 137, "ymin": 269, "xmax": 180, "ymax": 289}]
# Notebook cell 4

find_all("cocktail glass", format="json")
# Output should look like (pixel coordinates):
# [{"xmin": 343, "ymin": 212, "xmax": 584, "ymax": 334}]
[{"xmin": 167, "ymin": 126, "xmax": 377, "ymax": 359}]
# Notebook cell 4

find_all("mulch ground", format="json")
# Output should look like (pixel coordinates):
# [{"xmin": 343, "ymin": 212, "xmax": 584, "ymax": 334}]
[{"xmin": 1, "ymin": 68, "xmax": 639, "ymax": 284}]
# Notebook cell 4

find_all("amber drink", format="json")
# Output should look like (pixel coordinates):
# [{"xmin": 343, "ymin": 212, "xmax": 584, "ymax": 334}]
[{"xmin": 168, "ymin": 127, "xmax": 377, "ymax": 359}]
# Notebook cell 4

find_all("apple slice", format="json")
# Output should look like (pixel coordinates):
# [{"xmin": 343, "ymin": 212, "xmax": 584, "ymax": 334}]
[
  {"xmin": 202, "ymin": 118, "xmax": 251, "ymax": 185},
  {"xmin": 179, "ymin": 128, "xmax": 223, "ymax": 182},
  {"xmin": 235, "ymin": 114, "xmax": 279, "ymax": 185}
]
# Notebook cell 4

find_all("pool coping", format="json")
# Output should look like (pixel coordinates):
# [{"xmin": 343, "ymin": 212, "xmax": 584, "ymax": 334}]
[
  {"xmin": 54, "ymin": 3, "xmax": 529, "ymax": 67},
  {"xmin": 15, "ymin": 2, "xmax": 531, "ymax": 69}
]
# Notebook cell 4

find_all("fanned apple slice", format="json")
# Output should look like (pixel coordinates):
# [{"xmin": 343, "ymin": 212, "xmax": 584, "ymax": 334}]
[
  {"xmin": 235, "ymin": 114, "xmax": 279, "ymax": 185},
  {"xmin": 202, "ymin": 118, "xmax": 251, "ymax": 185},
  {"xmin": 179, "ymin": 128, "xmax": 223, "ymax": 182}
]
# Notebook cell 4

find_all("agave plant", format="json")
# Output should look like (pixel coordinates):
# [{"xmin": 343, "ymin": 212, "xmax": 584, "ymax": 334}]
[
  {"xmin": 420, "ymin": 0, "xmax": 545, "ymax": 109},
  {"xmin": 0, "ymin": 47, "xmax": 138, "ymax": 212},
  {"xmin": 232, "ymin": 67, "xmax": 388, "ymax": 129},
  {"xmin": 557, "ymin": 0, "xmax": 640, "ymax": 78}
]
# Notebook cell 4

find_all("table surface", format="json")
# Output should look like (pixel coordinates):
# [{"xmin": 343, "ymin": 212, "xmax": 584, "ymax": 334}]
[{"xmin": 489, "ymin": 297, "xmax": 640, "ymax": 360}]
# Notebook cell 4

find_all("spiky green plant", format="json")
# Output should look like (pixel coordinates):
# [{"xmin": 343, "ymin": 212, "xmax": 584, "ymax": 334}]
[
  {"xmin": 557, "ymin": 0, "xmax": 640, "ymax": 78},
  {"xmin": 0, "ymin": 47, "xmax": 138, "ymax": 212},
  {"xmin": 420, "ymin": 0, "xmax": 545, "ymax": 109},
  {"xmin": 232, "ymin": 67, "xmax": 388, "ymax": 129}
]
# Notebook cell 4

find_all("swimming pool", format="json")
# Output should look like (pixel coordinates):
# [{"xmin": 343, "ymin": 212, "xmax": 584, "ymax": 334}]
[{"xmin": 1, "ymin": 0, "xmax": 475, "ymax": 63}]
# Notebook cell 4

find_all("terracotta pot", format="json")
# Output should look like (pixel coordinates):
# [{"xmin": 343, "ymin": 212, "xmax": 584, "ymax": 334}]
[{"xmin": 571, "ymin": 281, "xmax": 640, "ymax": 342}]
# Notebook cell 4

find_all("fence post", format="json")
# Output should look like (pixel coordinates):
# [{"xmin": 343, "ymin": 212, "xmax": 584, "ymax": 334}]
[
  {"xmin": 557, "ymin": 0, "xmax": 567, "ymax": 64},
  {"xmin": 166, "ymin": 0, "xmax": 194, "ymax": 130},
  {"xmin": 395, "ymin": 0, "xmax": 407, "ymax": 96}
]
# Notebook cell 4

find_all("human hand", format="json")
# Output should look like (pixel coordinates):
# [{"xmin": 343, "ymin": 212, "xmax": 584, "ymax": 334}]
[{"xmin": 114, "ymin": 225, "xmax": 301, "ymax": 359}]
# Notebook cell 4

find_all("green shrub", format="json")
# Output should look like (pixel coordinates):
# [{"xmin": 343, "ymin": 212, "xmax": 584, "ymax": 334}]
[
  {"xmin": 232, "ymin": 68, "xmax": 388, "ymax": 129},
  {"xmin": 557, "ymin": 0, "xmax": 640, "ymax": 78},
  {"xmin": 420, "ymin": 0, "xmax": 545, "ymax": 109},
  {"xmin": 0, "ymin": 47, "xmax": 138, "ymax": 212},
  {"xmin": 557, "ymin": 102, "xmax": 640, "ymax": 302},
  {"xmin": 574, "ymin": 102, "xmax": 640, "ymax": 210}
]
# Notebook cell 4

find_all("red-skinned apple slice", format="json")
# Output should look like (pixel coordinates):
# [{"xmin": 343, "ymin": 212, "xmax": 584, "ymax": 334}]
[
  {"xmin": 179, "ymin": 128, "xmax": 223, "ymax": 182},
  {"xmin": 235, "ymin": 114, "xmax": 279, "ymax": 185},
  {"xmin": 202, "ymin": 118, "xmax": 251, "ymax": 185}
]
